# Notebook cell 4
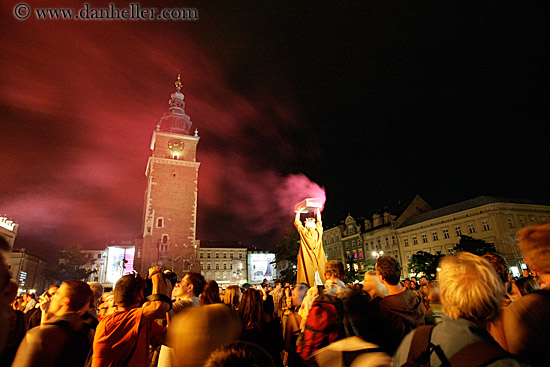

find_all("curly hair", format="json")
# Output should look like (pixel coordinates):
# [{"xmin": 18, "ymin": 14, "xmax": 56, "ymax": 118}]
[{"xmin": 375, "ymin": 256, "xmax": 401, "ymax": 285}]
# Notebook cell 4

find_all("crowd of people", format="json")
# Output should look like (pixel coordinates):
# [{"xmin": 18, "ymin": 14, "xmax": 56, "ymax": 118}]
[{"xmin": 0, "ymin": 222, "xmax": 549, "ymax": 366}]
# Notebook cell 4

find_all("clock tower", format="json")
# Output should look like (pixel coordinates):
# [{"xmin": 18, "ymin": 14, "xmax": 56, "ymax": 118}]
[{"xmin": 134, "ymin": 75, "xmax": 200, "ymax": 275}]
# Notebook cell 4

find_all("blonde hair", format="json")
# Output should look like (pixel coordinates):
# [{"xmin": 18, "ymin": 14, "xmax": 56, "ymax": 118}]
[
  {"xmin": 517, "ymin": 222, "xmax": 550, "ymax": 273},
  {"xmin": 223, "ymin": 285, "xmax": 241, "ymax": 310},
  {"xmin": 438, "ymin": 252, "xmax": 503, "ymax": 322}
]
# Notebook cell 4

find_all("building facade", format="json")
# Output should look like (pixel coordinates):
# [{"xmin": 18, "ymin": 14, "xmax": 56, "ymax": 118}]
[
  {"xmin": 135, "ymin": 76, "xmax": 200, "ymax": 275},
  {"xmin": 397, "ymin": 196, "xmax": 550, "ymax": 278},
  {"xmin": 198, "ymin": 241, "xmax": 248, "ymax": 285},
  {"xmin": 8, "ymin": 248, "xmax": 49, "ymax": 294},
  {"xmin": 80, "ymin": 249, "xmax": 107, "ymax": 283},
  {"xmin": 0, "ymin": 215, "xmax": 18, "ymax": 250},
  {"xmin": 323, "ymin": 225, "xmax": 344, "ymax": 264}
]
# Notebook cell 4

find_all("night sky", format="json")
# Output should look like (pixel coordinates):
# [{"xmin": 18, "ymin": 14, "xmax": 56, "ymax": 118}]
[{"xmin": 1, "ymin": 1, "xmax": 549, "ymax": 262}]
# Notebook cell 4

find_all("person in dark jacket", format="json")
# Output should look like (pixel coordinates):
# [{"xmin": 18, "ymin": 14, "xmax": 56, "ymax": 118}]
[
  {"xmin": 376, "ymin": 256, "xmax": 424, "ymax": 337},
  {"xmin": 11, "ymin": 280, "xmax": 93, "ymax": 367}
]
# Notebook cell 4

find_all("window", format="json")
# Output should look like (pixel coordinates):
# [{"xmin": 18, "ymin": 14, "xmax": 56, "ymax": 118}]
[
  {"xmin": 385, "ymin": 238, "xmax": 389, "ymax": 247},
  {"xmin": 353, "ymin": 251, "xmax": 357, "ymax": 259},
  {"xmin": 239, "ymin": 253, "xmax": 242, "ymax": 259},
  {"xmin": 507, "ymin": 217, "xmax": 515, "ymax": 229},
  {"xmin": 529, "ymin": 216, "xmax": 537, "ymax": 223},
  {"xmin": 346, "ymin": 251, "xmax": 351, "ymax": 259},
  {"xmin": 519, "ymin": 216, "xmax": 526, "ymax": 227},
  {"xmin": 207, "ymin": 264, "xmax": 211, "ymax": 270},
  {"xmin": 422, "ymin": 234, "xmax": 428, "ymax": 243},
  {"xmin": 200, "ymin": 263, "xmax": 203, "ymax": 270},
  {"xmin": 359, "ymin": 250, "xmax": 363, "ymax": 259},
  {"xmin": 377, "ymin": 239, "xmax": 381, "ymax": 248},
  {"xmin": 207, "ymin": 253, "xmax": 211, "ymax": 259},
  {"xmin": 216, "ymin": 253, "xmax": 219, "ymax": 259},
  {"xmin": 223, "ymin": 253, "xmax": 227, "ymax": 258},
  {"xmin": 468, "ymin": 223, "xmax": 476, "ymax": 234},
  {"xmin": 432, "ymin": 231, "xmax": 439, "ymax": 241},
  {"xmin": 443, "ymin": 229, "xmax": 450, "ymax": 239},
  {"xmin": 412, "ymin": 236, "xmax": 418, "ymax": 245},
  {"xmin": 216, "ymin": 264, "xmax": 219, "ymax": 270},
  {"xmin": 482, "ymin": 220, "xmax": 490, "ymax": 231},
  {"xmin": 223, "ymin": 264, "xmax": 227, "ymax": 270},
  {"xmin": 162, "ymin": 235, "xmax": 169, "ymax": 244},
  {"xmin": 97, "ymin": 253, "xmax": 101, "ymax": 259},
  {"xmin": 157, "ymin": 218, "xmax": 164, "ymax": 227},
  {"xmin": 392, "ymin": 236, "xmax": 396, "ymax": 245},
  {"xmin": 230, "ymin": 253, "xmax": 233, "ymax": 258},
  {"xmin": 352, "ymin": 240, "xmax": 356, "ymax": 248},
  {"xmin": 404, "ymin": 238, "xmax": 409, "ymax": 247},
  {"xmin": 200, "ymin": 253, "xmax": 203, "ymax": 259},
  {"xmin": 455, "ymin": 226, "xmax": 462, "ymax": 236}
]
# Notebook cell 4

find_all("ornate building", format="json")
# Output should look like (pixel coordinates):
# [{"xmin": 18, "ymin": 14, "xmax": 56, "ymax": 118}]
[
  {"xmin": 134, "ymin": 76, "xmax": 200, "ymax": 275},
  {"xmin": 397, "ymin": 196, "xmax": 550, "ymax": 277},
  {"xmin": 198, "ymin": 241, "xmax": 248, "ymax": 286},
  {"xmin": 0, "ymin": 215, "xmax": 18, "ymax": 250}
]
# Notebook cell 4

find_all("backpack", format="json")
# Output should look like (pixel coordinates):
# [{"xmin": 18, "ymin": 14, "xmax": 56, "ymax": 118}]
[
  {"xmin": 297, "ymin": 285, "xmax": 346, "ymax": 362},
  {"xmin": 401, "ymin": 325, "xmax": 511, "ymax": 367}
]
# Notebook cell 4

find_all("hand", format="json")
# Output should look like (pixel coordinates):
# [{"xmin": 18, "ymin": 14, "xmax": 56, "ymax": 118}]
[{"xmin": 39, "ymin": 293, "xmax": 51, "ymax": 312}]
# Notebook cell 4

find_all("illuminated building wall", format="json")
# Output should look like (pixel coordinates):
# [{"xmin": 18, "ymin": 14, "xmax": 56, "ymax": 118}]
[
  {"xmin": 8, "ymin": 248, "xmax": 48, "ymax": 294},
  {"xmin": 198, "ymin": 240, "xmax": 248, "ymax": 285},
  {"xmin": 0, "ymin": 215, "xmax": 18, "ymax": 250},
  {"xmin": 135, "ymin": 76, "xmax": 200, "ymax": 275}
]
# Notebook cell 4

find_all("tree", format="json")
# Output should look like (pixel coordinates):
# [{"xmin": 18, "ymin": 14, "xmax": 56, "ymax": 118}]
[
  {"xmin": 453, "ymin": 235, "xmax": 497, "ymax": 256},
  {"xmin": 43, "ymin": 245, "xmax": 97, "ymax": 283},
  {"xmin": 408, "ymin": 250, "xmax": 444, "ymax": 280},
  {"xmin": 274, "ymin": 227, "xmax": 300, "ymax": 284}
]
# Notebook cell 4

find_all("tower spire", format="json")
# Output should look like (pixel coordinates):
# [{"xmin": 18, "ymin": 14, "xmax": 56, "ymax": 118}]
[{"xmin": 175, "ymin": 74, "xmax": 182, "ymax": 92}]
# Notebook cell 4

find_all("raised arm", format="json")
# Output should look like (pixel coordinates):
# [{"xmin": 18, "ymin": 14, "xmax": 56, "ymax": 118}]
[
  {"xmin": 142, "ymin": 267, "xmax": 173, "ymax": 324},
  {"xmin": 316, "ymin": 208, "xmax": 322, "ymax": 222}
]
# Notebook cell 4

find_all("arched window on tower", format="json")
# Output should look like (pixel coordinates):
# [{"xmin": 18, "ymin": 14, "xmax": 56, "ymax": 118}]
[{"xmin": 162, "ymin": 235, "xmax": 169, "ymax": 244}]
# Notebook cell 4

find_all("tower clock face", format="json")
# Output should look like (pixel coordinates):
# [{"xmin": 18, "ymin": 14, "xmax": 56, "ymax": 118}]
[{"xmin": 167, "ymin": 139, "xmax": 184, "ymax": 152}]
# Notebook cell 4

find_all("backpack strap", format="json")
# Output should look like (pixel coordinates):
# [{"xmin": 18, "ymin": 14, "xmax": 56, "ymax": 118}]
[
  {"xmin": 404, "ymin": 325, "xmax": 434, "ymax": 367},
  {"xmin": 448, "ymin": 341, "xmax": 510, "ymax": 367},
  {"xmin": 317, "ymin": 285, "xmax": 324, "ymax": 296}
]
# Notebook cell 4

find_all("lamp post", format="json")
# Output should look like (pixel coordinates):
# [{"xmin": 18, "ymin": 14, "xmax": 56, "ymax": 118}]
[{"xmin": 372, "ymin": 250, "xmax": 384, "ymax": 258}]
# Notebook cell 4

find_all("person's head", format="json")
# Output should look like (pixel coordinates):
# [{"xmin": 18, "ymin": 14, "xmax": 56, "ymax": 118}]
[
  {"xmin": 238, "ymin": 288, "xmax": 263, "ymax": 331},
  {"xmin": 87, "ymin": 282, "xmax": 104, "ymax": 304},
  {"xmin": 49, "ymin": 280, "xmax": 93, "ymax": 316},
  {"xmin": 305, "ymin": 217, "xmax": 316, "ymax": 228},
  {"xmin": 273, "ymin": 280, "xmax": 281, "ymax": 290},
  {"xmin": 375, "ymin": 256, "xmax": 401, "ymax": 286},
  {"xmin": 403, "ymin": 279, "xmax": 411, "ymax": 288},
  {"xmin": 291, "ymin": 283, "xmax": 309, "ymax": 307},
  {"xmin": 168, "ymin": 304, "xmax": 242, "ymax": 367},
  {"xmin": 420, "ymin": 276, "xmax": 428, "ymax": 285},
  {"xmin": 325, "ymin": 260, "xmax": 345, "ymax": 281},
  {"xmin": 46, "ymin": 284, "xmax": 60, "ymax": 296},
  {"xmin": 517, "ymin": 223, "xmax": 550, "ymax": 283},
  {"xmin": 438, "ymin": 252, "xmax": 503, "ymax": 323},
  {"xmin": 174, "ymin": 272, "xmax": 206, "ymax": 299},
  {"xmin": 223, "ymin": 285, "xmax": 241, "ymax": 309},
  {"xmin": 514, "ymin": 276, "xmax": 541, "ymax": 296},
  {"xmin": 114, "ymin": 273, "xmax": 146, "ymax": 308},
  {"xmin": 411, "ymin": 276, "xmax": 417, "ymax": 283},
  {"xmin": 201, "ymin": 280, "xmax": 222, "ymax": 305},
  {"xmin": 203, "ymin": 341, "xmax": 275, "ymax": 367},
  {"xmin": 363, "ymin": 270, "xmax": 388, "ymax": 299},
  {"xmin": 481, "ymin": 253, "xmax": 510, "ymax": 286}
]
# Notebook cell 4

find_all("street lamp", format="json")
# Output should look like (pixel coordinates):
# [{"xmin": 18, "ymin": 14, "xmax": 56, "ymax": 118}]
[{"xmin": 372, "ymin": 251, "xmax": 384, "ymax": 258}]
